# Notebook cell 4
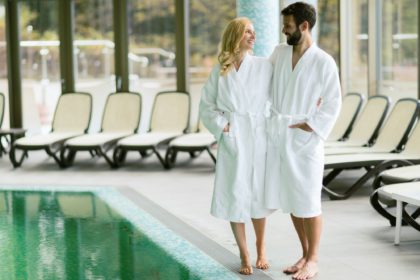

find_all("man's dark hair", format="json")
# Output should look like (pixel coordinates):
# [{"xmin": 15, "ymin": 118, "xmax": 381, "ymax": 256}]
[{"xmin": 281, "ymin": 2, "xmax": 317, "ymax": 30}]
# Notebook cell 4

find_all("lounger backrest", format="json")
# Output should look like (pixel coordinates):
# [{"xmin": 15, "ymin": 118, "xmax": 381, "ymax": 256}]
[
  {"xmin": 328, "ymin": 93, "xmax": 364, "ymax": 141},
  {"xmin": 101, "ymin": 92, "xmax": 142, "ymax": 133},
  {"xmin": 0, "ymin": 92, "xmax": 4, "ymax": 128},
  {"xmin": 373, "ymin": 98, "xmax": 420, "ymax": 151},
  {"xmin": 403, "ymin": 120, "xmax": 420, "ymax": 154},
  {"xmin": 52, "ymin": 92, "xmax": 92, "ymax": 133},
  {"xmin": 149, "ymin": 91, "xmax": 190, "ymax": 133},
  {"xmin": 198, "ymin": 120, "xmax": 209, "ymax": 133},
  {"xmin": 347, "ymin": 95, "xmax": 390, "ymax": 144}
]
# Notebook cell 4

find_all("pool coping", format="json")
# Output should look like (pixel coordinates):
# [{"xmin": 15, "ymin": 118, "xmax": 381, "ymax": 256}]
[
  {"xmin": 0, "ymin": 184, "xmax": 273, "ymax": 280},
  {"xmin": 118, "ymin": 186, "xmax": 273, "ymax": 280}
]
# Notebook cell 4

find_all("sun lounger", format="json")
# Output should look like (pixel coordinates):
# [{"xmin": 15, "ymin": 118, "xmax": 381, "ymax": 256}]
[
  {"xmin": 165, "ymin": 120, "xmax": 217, "ymax": 168},
  {"xmin": 370, "ymin": 163, "xmax": 420, "ymax": 228},
  {"xmin": 60, "ymin": 92, "xmax": 141, "ymax": 168},
  {"xmin": 327, "ymin": 93, "xmax": 364, "ymax": 142},
  {"xmin": 322, "ymin": 117, "xmax": 420, "ymax": 199},
  {"xmin": 325, "ymin": 95, "xmax": 390, "ymax": 148},
  {"xmin": 113, "ymin": 91, "xmax": 190, "ymax": 168},
  {"xmin": 377, "ymin": 183, "xmax": 420, "ymax": 244},
  {"xmin": 9, "ymin": 92, "xmax": 92, "ymax": 167},
  {"xmin": 325, "ymin": 98, "xmax": 420, "ymax": 155}
]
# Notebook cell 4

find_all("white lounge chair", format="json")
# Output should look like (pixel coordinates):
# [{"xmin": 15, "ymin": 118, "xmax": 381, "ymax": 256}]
[
  {"xmin": 325, "ymin": 95, "xmax": 390, "ymax": 148},
  {"xmin": 325, "ymin": 98, "xmax": 420, "ymax": 155},
  {"xmin": 9, "ymin": 92, "xmax": 92, "ymax": 167},
  {"xmin": 370, "ymin": 163, "xmax": 420, "ymax": 228},
  {"xmin": 322, "ymin": 118, "xmax": 420, "ymax": 200},
  {"xmin": 113, "ymin": 91, "xmax": 190, "ymax": 168},
  {"xmin": 377, "ymin": 183, "xmax": 420, "ymax": 243},
  {"xmin": 60, "ymin": 92, "xmax": 141, "ymax": 168},
  {"xmin": 327, "ymin": 93, "xmax": 364, "ymax": 142},
  {"xmin": 165, "ymin": 119, "xmax": 217, "ymax": 168}
]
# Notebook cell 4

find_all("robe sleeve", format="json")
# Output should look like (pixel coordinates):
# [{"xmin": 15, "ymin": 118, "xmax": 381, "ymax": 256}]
[
  {"xmin": 199, "ymin": 66, "xmax": 229, "ymax": 140},
  {"xmin": 306, "ymin": 59, "xmax": 342, "ymax": 141},
  {"xmin": 269, "ymin": 45, "xmax": 279, "ymax": 65}
]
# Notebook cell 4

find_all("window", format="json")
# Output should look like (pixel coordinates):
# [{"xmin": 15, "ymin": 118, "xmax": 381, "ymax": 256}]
[
  {"xmin": 189, "ymin": 0, "xmax": 236, "ymax": 128},
  {"xmin": 74, "ymin": 0, "xmax": 114, "ymax": 132},
  {"xmin": 19, "ymin": 0, "xmax": 60, "ymax": 133},
  {"xmin": 128, "ymin": 0, "xmax": 176, "ymax": 132},
  {"xmin": 346, "ymin": 0, "xmax": 369, "ymax": 96},
  {"xmin": 381, "ymin": 0, "xmax": 417, "ymax": 99},
  {"xmin": 0, "ymin": 1, "xmax": 8, "ymax": 128}
]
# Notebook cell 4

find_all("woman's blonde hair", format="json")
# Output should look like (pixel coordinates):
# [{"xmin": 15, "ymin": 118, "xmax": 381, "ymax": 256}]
[{"xmin": 218, "ymin": 17, "xmax": 253, "ymax": 76}]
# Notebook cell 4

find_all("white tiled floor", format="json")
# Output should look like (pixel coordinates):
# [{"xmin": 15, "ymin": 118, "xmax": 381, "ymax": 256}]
[{"xmin": 1, "ymin": 150, "xmax": 419, "ymax": 280}]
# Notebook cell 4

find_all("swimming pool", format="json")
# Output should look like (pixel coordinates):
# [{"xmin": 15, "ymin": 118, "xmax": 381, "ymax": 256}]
[{"xmin": 0, "ymin": 186, "xmax": 239, "ymax": 280}]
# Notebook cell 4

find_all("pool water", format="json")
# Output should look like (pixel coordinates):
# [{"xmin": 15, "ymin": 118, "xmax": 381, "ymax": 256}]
[{"xmin": 0, "ymin": 189, "xmax": 238, "ymax": 280}]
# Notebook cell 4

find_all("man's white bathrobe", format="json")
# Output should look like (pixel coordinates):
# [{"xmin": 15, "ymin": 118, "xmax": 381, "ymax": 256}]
[
  {"xmin": 200, "ymin": 54, "xmax": 274, "ymax": 223},
  {"xmin": 265, "ymin": 43, "xmax": 342, "ymax": 218}
]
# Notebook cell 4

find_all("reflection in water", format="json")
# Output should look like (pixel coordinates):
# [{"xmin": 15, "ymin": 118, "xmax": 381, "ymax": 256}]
[{"xmin": 0, "ymin": 191, "xmax": 193, "ymax": 280}]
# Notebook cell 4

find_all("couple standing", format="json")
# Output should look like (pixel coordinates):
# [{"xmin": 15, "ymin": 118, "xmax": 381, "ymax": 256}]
[{"xmin": 200, "ymin": 2, "xmax": 341, "ymax": 280}]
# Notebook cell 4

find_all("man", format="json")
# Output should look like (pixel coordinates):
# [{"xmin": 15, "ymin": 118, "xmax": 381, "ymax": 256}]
[{"xmin": 265, "ymin": 2, "xmax": 341, "ymax": 280}]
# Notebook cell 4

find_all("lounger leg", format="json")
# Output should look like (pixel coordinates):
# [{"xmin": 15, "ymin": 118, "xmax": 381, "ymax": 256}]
[
  {"xmin": 395, "ymin": 200, "xmax": 403, "ymax": 245},
  {"xmin": 113, "ymin": 147, "xmax": 127, "ymax": 167},
  {"xmin": 164, "ymin": 147, "xmax": 177, "ymax": 169},
  {"xmin": 9, "ymin": 146, "xmax": 27, "ymax": 168},
  {"xmin": 46, "ymin": 146, "xmax": 65, "ymax": 167},
  {"xmin": 323, "ymin": 169, "xmax": 343, "ymax": 186},
  {"xmin": 98, "ymin": 147, "xmax": 117, "ymax": 168},
  {"xmin": 402, "ymin": 207, "xmax": 420, "ymax": 231},
  {"xmin": 206, "ymin": 147, "xmax": 216, "ymax": 164},
  {"xmin": 153, "ymin": 147, "xmax": 169, "ymax": 169},
  {"xmin": 60, "ymin": 147, "xmax": 76, "ymax": 167},
  {"xmin": 324, "ymin": 160, "xmax": 415, "ymax": 200},
  {"xmin": 369, "ymin": 190, "xmax": 406, "ymax": 226}
]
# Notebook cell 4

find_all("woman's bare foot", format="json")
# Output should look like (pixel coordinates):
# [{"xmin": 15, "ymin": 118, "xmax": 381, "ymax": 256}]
[
  {"xmin": 239, "ymin": 253, "xmax": 253, "ymax": 275},
  {"xmin": 292, "ymin": 260, "xmax": 318, "ymax": 280},
  {"xmin": 256, "ymin": 255, "xmax": 270, "ymax": 270},
  {"xmin": 283, "ymin": 257, "xmax": 306, "ymax": 274}
]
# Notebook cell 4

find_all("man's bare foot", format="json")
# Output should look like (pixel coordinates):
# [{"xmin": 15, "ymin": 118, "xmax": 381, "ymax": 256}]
[
  {"xmin": 239, "ymin": 254, "xmax": 253, "ymax": 275},
  {"xmin": 256, "ymin": 256, "xmax": 270, "ymax": 270},
  {"xmin": 292, "ymin": 261, "xmax": 318, "ymax": 280},
  {"xmin": 283, "ymin": 257, "xmax": 306, "ymax": 274}
]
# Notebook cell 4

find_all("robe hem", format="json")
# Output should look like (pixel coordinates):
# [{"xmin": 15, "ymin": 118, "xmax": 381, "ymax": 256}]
[{"xmin": 210, "ymin": 211, "xmax": 274, "ymax": 223}]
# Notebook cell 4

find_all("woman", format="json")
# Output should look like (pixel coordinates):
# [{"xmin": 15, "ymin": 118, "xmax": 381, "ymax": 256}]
[{"xmin": 199, "ymin": 17, "xmax": 274, "ymax": 275}]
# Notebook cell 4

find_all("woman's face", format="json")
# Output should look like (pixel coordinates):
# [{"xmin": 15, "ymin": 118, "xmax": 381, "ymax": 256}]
[{"xmin": 239, "ymin": 23, "xmax": 255, "ymax": 51}]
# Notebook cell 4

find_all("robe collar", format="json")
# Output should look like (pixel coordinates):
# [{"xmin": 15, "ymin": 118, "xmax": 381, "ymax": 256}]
[
  {"xmin": 234, "ymin": 53, "xmax": 251, "ymax": 74},
  {"xmin": 290, "ymin": 42, "xmax": 317, "ymax": 73}
]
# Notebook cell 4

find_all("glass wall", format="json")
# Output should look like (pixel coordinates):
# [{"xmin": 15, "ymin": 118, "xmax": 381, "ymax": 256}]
[
  {"xmin": 0, "ymin": 0, "xmax": 8, "ymax": 128},
  {"xmin": 381, "ymin": 0, "xmax": 417, "ymax": 100},
  {"xmin": 128, "ymin": 0, "xmax": 176, "ymax": 132},
  {"xmin": 317, "ymin": 0, "xmax": 340, "ymax": 65},
  {"xmin": 189, "ymin": 0, "xmax": 236, "ymax": 129},
  {"xmin": 74, "ymin": 0, "xmax": 114, "ymax": 133},
  {"xmin": 347, "ymin": 0, "xmax": 369, "ymax": 96},
  {"xmin": 19, "ymin": 0, "xmax": 60, "ymax": 134}
]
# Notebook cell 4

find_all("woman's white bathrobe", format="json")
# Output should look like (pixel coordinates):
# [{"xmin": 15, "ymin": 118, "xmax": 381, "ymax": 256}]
[
  {"xmin": 200, "ymin": 54, "xmax": 274, "ymax": 223},
  {"xmin": 265, "ymin": 43, "xmax": 342, "ymax": 218}
]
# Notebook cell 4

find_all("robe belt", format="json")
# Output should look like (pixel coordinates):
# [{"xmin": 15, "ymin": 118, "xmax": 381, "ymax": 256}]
[{"xmin": 269, "ymin": 113, "xmax": 309, "ymax": 122}]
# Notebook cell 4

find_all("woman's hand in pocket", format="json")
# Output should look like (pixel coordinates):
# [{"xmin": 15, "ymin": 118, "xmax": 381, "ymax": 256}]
[{"xmin": 223, "ymin": 123, "xmax": 230, "ymax": 132}]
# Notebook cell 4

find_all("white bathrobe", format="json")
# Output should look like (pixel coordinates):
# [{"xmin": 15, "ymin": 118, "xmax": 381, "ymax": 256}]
[
  {"xmin": 265, "ymin": 43, "xmax": 342, "ymax": 218},
  {"xmin": 200, "ymin": 54, "xmax": 274, "ymax": 223}
]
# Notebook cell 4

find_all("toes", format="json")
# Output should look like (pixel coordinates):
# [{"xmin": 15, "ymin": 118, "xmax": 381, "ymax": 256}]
[{"xmin": 239, "ymin": 266, "xmax": 253, "ymax": 275}]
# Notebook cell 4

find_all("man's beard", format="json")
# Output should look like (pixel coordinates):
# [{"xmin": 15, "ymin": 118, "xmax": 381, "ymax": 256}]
[{"xmin": 286, "ymin": 29, "xmax": 302, "ymax": 45}]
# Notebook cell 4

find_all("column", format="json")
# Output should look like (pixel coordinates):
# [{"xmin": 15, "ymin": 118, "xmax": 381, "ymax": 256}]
[{"xmin": 237, "ymin": 0, "xmax": 279, "ymax": 57}]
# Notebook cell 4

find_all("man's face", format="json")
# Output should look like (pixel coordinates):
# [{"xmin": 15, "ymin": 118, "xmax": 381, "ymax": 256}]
[{"xmin": 282, "ymin": 15, "xmax": 302, "ymax": 46}]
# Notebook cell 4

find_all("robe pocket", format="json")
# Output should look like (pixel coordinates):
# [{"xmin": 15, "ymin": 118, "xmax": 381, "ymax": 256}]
[
  {"xmin": 221, "ymin": 132, "xmax": 238, "ymax": 156},
  {"xmin": 292, "ymin": 128, "xmax": 313, "ymax": 147}
]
